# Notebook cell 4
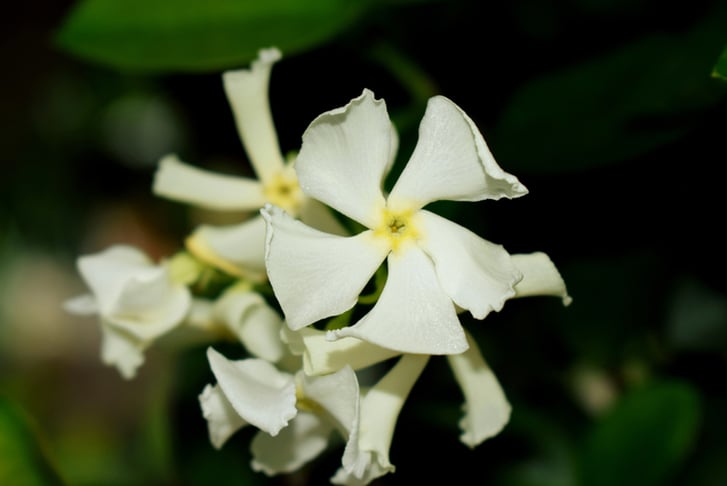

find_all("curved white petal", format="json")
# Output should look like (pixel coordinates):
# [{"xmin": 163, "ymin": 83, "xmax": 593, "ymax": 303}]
[
  {"xmin": 419, "ymin": 210, "xmax": 521, "ymax": 319},
  {"xmin": 223, "ymin": 48, "xmax": 286, "ymax": 183},
  {"xmin": 334, "ymin": 354, "xmax": 429, "ymax": 485},
  {"xmin": 511, "ymin": 252, "xmax": 572, "ymax": 305},
  {"xmin": 199, "ymin": 384, "xmax": 249, "ymax": 449},
  {"xmin": 153, "ymin": 154, "xmax": 266, "ymax": 210},
  {"xmin": 251, "ymin": 412, "xmax": 332, "ymax": 476},
  {"xmin": 76, "ymin": 245, "xmax": 151, "ymax": 313},
  {"xmin": 186, "ymin": 216, "xmax": 267, "ymax": 280},
  {"xmin": 447, "ymin": 331, "xmax": 511, "ymax": 448},
  {"xmin": 330, "ymin": 247, "xmax": 467, "ymax": 355},
  {"xmin": 213, "ymin": 286, "xmax": 285, "ymax": 363},
  {"xmin": 296, "ymin": 89, "xmax": 390, "ymax": 227},
  {"xmin": 388, "ymin": 96, "xmax": 527, "ymax": 210},
  {"xmin": 298, "ymin": 197, "xmax": 348, "ymax": 236},
  {"xmin": 299, "ymin": 328, "xmax": 400, "ymax": 376},
  {"xmin": 99, "ymin": 324, "xmax": 146, "ymax": 380},
  {"xmin": 299, "ymin": 365, "xmax": 360, "ymax": 437},
  {"xmin": 207, "ymin": 347, "xmax": 297, "ymax": 436},
  {"xmin": 262, "ymin": 205, "xmax": 388, "ymax": 330},
  {"xmin": 63, "ymin": 294, "xmax": 98, "ymax": 315}
]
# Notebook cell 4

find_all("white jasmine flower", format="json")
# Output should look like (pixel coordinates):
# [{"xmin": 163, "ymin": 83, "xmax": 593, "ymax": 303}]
[
  {"xmin": 64, "ymin": 245, "xmax": 191, "ymax": 379},
  {"xmin": 199, "ymin": 347, "xmax": 360, "ymax": 477},
  {"xmin": 263, "ymin": 89, "xmax": 528, "ymax": 355},
  {"xmin": 153, "ymin": 47, "xmax": 343, "ymax": 279}
]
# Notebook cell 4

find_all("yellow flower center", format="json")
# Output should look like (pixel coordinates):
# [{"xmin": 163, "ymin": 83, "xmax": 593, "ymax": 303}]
[
  {"xmin": 264, "ymin": 169, "xmax": 303, "ymax": 214},
  {"xmin": 295, "ymin": 386, "xmax": 323, "ymax": 414},
  {"xmin": 373, "ymin": 206, "xmax": 420, "ymax": 253}
]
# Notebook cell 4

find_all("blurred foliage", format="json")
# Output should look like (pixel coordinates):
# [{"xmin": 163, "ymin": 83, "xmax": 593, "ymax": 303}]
[{"xmin": 3, "ymin": 0, "xmax": 727, "ymax": 485}]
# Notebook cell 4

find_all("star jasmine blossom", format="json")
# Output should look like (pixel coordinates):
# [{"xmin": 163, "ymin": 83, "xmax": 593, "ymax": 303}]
[{"xmin": 262, "ymin": 89, "xmax": 530, "ymax": 355}]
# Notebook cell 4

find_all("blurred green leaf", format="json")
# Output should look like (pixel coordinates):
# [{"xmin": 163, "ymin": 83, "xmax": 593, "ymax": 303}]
[
  {"xmin": 666, "ymin": 277, "xmax": 727, "ymax": 352},
  {"xmin": 55, "ymin": 0, "xmax": 368, "ymax": 72},
  {"xmin": 494, "ymin": 5, "xmax": 727, "ymax": 173},
  {"xmin": 0, "ymin": 398, "xmax": 63, "ymax": 486},
  {"xmin": 579, "ymin": 380, "xmax": 701, "ymax": 486},
  {"xmin": 713, "ymin": 45, "xmax": 727, "ymax": 81}
]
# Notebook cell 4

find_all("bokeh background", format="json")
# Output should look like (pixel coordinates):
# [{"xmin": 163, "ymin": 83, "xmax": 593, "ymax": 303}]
[{"xmin": 2, "ymin": 0, "xmax": 727, "ymax": 484}]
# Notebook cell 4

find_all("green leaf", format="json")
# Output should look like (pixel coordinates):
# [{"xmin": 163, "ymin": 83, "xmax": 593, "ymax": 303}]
[
  {"xmin": 712, "ymin": 45, "xmax": 727, "ymax": 81},
  {"xmin": 578, "ymin": 380, "xmax": 701, "ymax": 486},
  {"xmin": 55, "ymin": 0, "xmax": 368, "ymax": 72},
  {"xmin": 0, "ymin": 398, "xmax": 63, "ymax": 486}
]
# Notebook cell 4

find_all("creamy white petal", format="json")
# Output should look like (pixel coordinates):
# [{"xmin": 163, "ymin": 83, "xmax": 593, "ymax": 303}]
[
  {"xmin": 207, "ymin": 347, "xmax": 297, "ymax": 436},
  {"xmin": 251, "ymin": 412, "xmax": 332, "ymax": 476},
  {"xmin": 298, "ymin": 197, "xmax": 348, "ymax": 236},
  {"xmin": 77, "ymin": 245, "xmax": 151, "ymax": 314},
  {"xmin": 299, "ymin": 365, "xmax": 359, "ymax": 437},
  {"xmin": 223, "ymin": 48, "xmax": 286, "ymax": 183},
  {"xmin": 199, "ymin": 383, "xmax": 249, "ymax": 449},
  {"xmin": 447, "ymin": 331, "xmax": 511, "ymax": 448},
  {"xmin": 153, "ymin": 154, "xmax": 266, "ymax": 210},
  {"xmin": 330, "ymin": 247, "xmax": 467, "ymax": 355},
  {"xmin": 388, "ymin": 96, "xmax": 527, "ymax": 211},
  {"xmin": 299, "ymin": 328, "xmax": 400, "ymax": 376},
  {"xmin": 99, "ymin": 323, "xmax": 146, "ymax": 380},
  {"xmin": 186, "ymin": 216, "xmax": 267, "ymax": 280},
  {"xmin": 262, "ymin": 205, "xmax": 388, "ymax": 330},
  {"xmin": 295, "ymin": 89, "xmax": 390, "ymax": 227},
  {"xmin": 385, "ymin": 122, "xmax": 399, "ymax": 176},
  {"xmin": 334, "ymin": 354, "xmax": 429, "ymax": 485},
  {"xmin": 419, "ymin": 210, "xmax": 521, "ymax": 319},
  {"xmin": 63, "ymin": 294, "xmax": 98, "ymax": 315},
  {"xmin": 213, "ymin": 286, "xmax": 285, "ymax": 363},
  {"xmin": 511, "ymin": 252, "xmax": 572, "ymax": 305}
]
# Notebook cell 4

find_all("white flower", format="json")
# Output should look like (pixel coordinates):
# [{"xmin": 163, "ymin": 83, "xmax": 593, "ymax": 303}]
[
  {"xmin": 64, "ymin": 245, "xmax": 191, "ymax": 379},
  {"xmin": 199, "ymin": 347, "xmax": 360, "ymax": 477},
  {"xmin": 153, "ymin": 47, "xmax": 343, "ymax": 280},
  {"xmin": 262, "ymin": 89, "xmax": 528, "ymax": 355}
]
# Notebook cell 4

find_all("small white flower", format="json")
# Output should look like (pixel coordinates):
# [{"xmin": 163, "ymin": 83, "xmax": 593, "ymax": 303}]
[
  {"xmin": 64, "ymin": 245, "xmax": 191, "ymax": 379},
  {"xmin": 199, "ymin": 347, "xmax": 360, "ymax": 477},
  {"xmin": 153, "ymin": 48, "xmax": 343, "ymax": 280},
  {"xmin": 263, "ymin": 89, "xmax": 528, "ymax": 355}
]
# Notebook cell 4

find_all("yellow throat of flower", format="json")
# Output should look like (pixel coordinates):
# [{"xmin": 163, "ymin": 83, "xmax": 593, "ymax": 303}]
[
  {"xmin": 263, "ymin": 168, "xmax": 304, "ymax": 214},
  {"xmin": 373, "ymin": 206, "xmax": 420, "ymax": 253}
]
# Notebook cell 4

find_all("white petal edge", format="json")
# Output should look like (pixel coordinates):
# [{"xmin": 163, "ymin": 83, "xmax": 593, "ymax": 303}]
[
  {"xmin": 153, "ymin": 154, "xmax": 266, "ymax": 211},
  {"xmin": 447, "ymin": 331, "xmax": 511, "ymax": 448},
  {"xmin": 63, "ymin": 294, "xmax": 98, "ymax": 315},
  {"xmin": 262, "ymin": 205, "xmax": 388, "ymax": 330},
  {"xmin": 511, "ymin": 252, "xmax": 572, "ymax": 305},
  {"xmin": 334, "ymin": 354, "xmax": 429, "ymax": 485},
  {"xmin": 186, "ymin": 215, "xmax": 267, "ymax": 281},
  {"xmin": 207, "ymin": 347, "xmax": 297, "ymax": 436},
  {"xmin": 299, "ymin": 328, "xmax": 400, "ymax": 376},
  {"xmin": 418, "ymin": 210, "xmax": 521, "ymax": 320},
  {"xmin": 299, "ymin": 365, "xmax": 360, "ymax": 438},
  {"xmin": 251, "ymin": 412, "xmax": 332, "ymax": 476},
  {"xmin": 222, "ymin": 47, "xmax": 286, "ymax": 183},
  {"xmin": 298, "ymin": 197, "xmax": 348, "ymax": 236},
  {"xmin": 99, "ymin": 323, "xmax": 146, "ymax": 380},
  {"xmin": 330, "ymin": 247, "xmax": 468, "ymax": 355},
  {"xmin": 199, "ymin": 383, "xmax": 249, "ymax": 449},
  {"xmin": 295, "ymin": 89, "xmax": 390, "ymax": 227},
  {"xmin": 389, "ymin": 95, "xmax": 527, "ymax": 210}
]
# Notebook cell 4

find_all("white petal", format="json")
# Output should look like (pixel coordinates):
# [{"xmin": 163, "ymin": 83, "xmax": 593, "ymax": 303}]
[
  {"xmin": 511, "ymin": 252, "xmax": 572, "ymax": 305},
  {"xmin": 213, "ymin": 286, "xmax": 285, "ymax": 363},
  {"xmin": 330, "ymin": 247, "xmax": 468, "ymax": 355},
  {"xmin": 298, "ymin": 328, "xmax": 400, "ymax": 376},
  {"xmin": 296, "ymin": 89, "xmax": 390, "ymax": 227},
  {"xmin": 447, "ymin": 331, "xmax": 511, "ymax": 448},
  {"xmin": 199, "ymin": 384, "xmax": 249, "ymax": 449},
  {"xmin": 334, "ymin": 354, "xmax": 429, "ymax": 485},
  {"xmin": 419, "ymin": 210, "xmax": 521, "ymax": 319},
  {"xmin": 299, "ymin": 365, "xmax": 360, "ymax": 437},
  {"xmin": 222, "ymin": 48, "xmax": 286, "ymax": 183},
  {"xmin": 186, "ymin": 216, "xmax": 267, "ymax": 281},
  {"xmin": 251, "ymin": 412, "xmax": 332, "ymax": 476},
  {"xmin": 63, "ymin": 294, "xmax": 98, "ymax": 315},
  {"xmin": 262, "ymin": 205, "xmax": 388, "ymax": 330},
  {"xmin": 76, "ymin": 245, "xmax": 151, "ymax": 313},
  {"xmin": 207, "ymin": 347, "xmax": 297, "ymax": 436},
  {"xmin": 153, "ymin": 154, "xmax": 266, "ymax": 210},
  {"xmin": 99, "ymin": 323, "xmax": 146, "ymax": 380},
  {"xmin": 298, "ymin": 197, "xmax": 348, "ymax": 236},
  {"xmin": 388, "ymin": 96, "xmax": 527, "ymax": 210}
]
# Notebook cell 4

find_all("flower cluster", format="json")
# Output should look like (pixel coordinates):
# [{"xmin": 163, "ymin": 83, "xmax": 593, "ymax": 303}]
[{"xmin": 66, "ymin": 47, "xmax": 570, "ymax": 484}]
